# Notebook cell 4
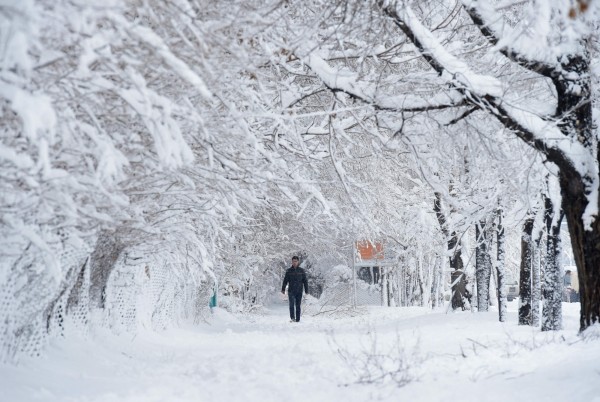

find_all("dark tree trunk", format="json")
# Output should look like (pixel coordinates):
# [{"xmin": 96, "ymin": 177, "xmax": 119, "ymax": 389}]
[
  {"xmin": 496, "ymin": 208, "xmax": 507, "ymax": 322},
  {"xmin": 519, "ymin": 216, "xmax": 534, "ymax": 325},
  {"xmin": 542, "ymin": 193, "xmax": 564, "ymax": 331},
  {"xmin": 559, "ymin": 172, "xmax": 600, "ymax": 332},
  {"xmin": 448, "ymin": 229, "xmax": 466, "ymax": 310},
  {"xmin": 449, "ymin": 234, "xmax": 466, "ymax": 310},
  {"xmin": 386, "ymin": 270, "xmax": 392, "ymax": 307},
  {"xmin": 554, "ymin": 53, "xmax": 600, "ymax": 332},
  {"xmin": 450, "ymin": 269, "xmax": 468, "ymax": 310},
  {"xmin": 448, "ymin": 234, "xmax": 464, "ymax": 272},
  {"xmin": 475, "ymin": 219, "xmax": 492, "ymax": 312},
  {"xmin": 434, "ymin": 193, "xmax": 466, "ymax": 310}
]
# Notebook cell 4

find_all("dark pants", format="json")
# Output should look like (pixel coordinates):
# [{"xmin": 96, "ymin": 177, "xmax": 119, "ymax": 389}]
[{"xmin": 288, "ymin": 293, "xmax": 302, "ymax": 321}]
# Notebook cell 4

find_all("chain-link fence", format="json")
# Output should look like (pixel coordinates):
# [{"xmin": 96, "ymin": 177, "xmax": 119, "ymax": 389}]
[
  {"xmin": 0, "ymin": 239, "xmax": 213, "ymax": 363},
  {"xmin": 0, "ymin": 233, "xmax": 92, "ymax": 362}
]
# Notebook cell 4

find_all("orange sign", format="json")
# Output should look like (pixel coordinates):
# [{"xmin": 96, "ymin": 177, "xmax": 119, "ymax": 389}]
[{"xmin": 356, "ymin": 241, "xmax": 384, "ymax": 261}]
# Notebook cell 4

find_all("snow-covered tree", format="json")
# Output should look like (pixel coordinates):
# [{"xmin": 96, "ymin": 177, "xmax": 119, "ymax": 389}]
[
  {"xmin": 0, "ymin": 0, "xmax": 336, "ymax": 359},
  {"xmin": 274, "ymin": 0, "xmax": 599, "ymax": 331},
  {"xmin": 375, "ymin": 1, "xmax": 600, "ymax": 332}
]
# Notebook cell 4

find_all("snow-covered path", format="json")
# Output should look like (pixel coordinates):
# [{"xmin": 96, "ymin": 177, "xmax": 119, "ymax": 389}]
[{"xmin": 2, "ymin": 302, "xmax": 599, "ymax": 402}]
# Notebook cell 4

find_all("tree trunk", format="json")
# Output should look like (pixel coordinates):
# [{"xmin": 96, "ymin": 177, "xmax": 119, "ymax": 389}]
[
  {"xmin": 431, "ymin": 256, "xmax": 443, "ymax": 309},
  {"xmin": 450, "ymin": 269, "xmax": 468, "ymax": 311},
  {"xmin": 475, "ymin": 219, "xmax": 492, "ymax": 312},
  {"xmin": 496, "ymin": 208, "xmax": 507, "ymax": 322},
  {"xmin": 542, "ymin": 193, "xmax": 564, "ymax": 331},
  {"xmin": 559, "ymin": 172, "xmax": 600, "ymax": 332},
  {"xmin": 417, "ymin": 252, "xmax": 425, "ymax": 307},
  {"xmin": 434, "ymin": 192, "xmax": 466, "ymax": 310},
  {"xmin": 553, "ymin": 53, "xmax": 600, "ymax": 332},
  {"xmin": 532, "ymin": 224, "xmax": 543, "ymax": 327},
  {"xmin": 382, "ymin": 268, "xmax": 389, "ymax": 307},
  {"xmin": 519, "ymin": 216, "xmax": 534, "ymax": 325},
  {"xmin": 386, "ymin": 269, "xmax": 391, "ymax": 307},
  {"xmin": 449, "ymin": 233, "xmax": 466, "ymax": 310},
  {"xmin": 89, "ymin": 232, "xmax": 124, "ymax": 309},
  {"xmin": 66, "ymin": 257, "xmax": 90, "ymax": 313}
]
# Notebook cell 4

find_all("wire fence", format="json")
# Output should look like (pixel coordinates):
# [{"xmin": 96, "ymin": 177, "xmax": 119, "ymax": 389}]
[{"xmin": 0, "ymin": 241, "xmax": 212, "ymax": 363}]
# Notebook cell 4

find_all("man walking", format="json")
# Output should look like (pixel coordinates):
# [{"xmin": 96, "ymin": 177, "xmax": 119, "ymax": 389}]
[{"xmin": 281, "ymin": 256, "xmax": 309, "ymax": 322}]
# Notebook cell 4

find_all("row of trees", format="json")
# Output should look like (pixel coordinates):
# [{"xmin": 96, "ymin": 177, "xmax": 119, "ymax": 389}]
[
  {"xmin": 270, "ymin": 0, "xmax": 599, "ymax": 332},
  {"xmin": 0, "ymin": 0, "xmax": 324, "ymax": 359},
  {"xmin": 1, "ymin": 0, "xmax": 598, "ymax": 360}
]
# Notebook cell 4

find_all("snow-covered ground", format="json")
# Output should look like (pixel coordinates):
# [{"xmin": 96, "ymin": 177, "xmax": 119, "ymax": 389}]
[{"xmin": 1, "ymin": 300, "xmax": 599, "ymax": 402}]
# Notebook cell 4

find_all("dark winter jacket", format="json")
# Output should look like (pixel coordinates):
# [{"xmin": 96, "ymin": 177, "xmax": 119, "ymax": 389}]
[{"xmin": 282, "ymin": 266, "xmax": 309, "ymax": 295}]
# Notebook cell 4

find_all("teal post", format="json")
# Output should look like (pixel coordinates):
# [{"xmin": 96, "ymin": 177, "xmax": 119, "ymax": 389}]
[{"xmin": 209, "ymin": 282, "xmax": 217, "ymax": 309}]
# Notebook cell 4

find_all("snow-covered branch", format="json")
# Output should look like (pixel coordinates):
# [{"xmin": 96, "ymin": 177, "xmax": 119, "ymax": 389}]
[
  {"xmin": 300, "ymin": 49, "xmax": 468, "ymax": 112},
  {"xmin": 462, "ymin": 0, "xmax": 559, "ymax": 77},
  {"xmin": 379, "ymin": 2, "xmax": 592, "ymax": 180}
]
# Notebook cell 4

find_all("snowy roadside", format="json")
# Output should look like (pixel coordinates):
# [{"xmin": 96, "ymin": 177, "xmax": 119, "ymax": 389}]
[{"xmin": 1, "ymin": 302, "xmax": 599, "ymax": 402}]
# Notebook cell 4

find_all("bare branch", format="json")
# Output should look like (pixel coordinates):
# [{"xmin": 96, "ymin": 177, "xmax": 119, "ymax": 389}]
[{"xmin": 445, "ymin": 106, "xmax": 479, "ymax": 126}]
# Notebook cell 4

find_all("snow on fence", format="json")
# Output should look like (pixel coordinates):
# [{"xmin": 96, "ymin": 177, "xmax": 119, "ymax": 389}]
[
  {"xmin": 0, "ymin": 233, "xmax": 92, "ymax": 362},
  {"xmin": 103, "ymin": 255, "xmax": 211, "ymax": 334},
  {"xmin": 0, "ymin": 241, "xmax": 212, "ymax": 363}
]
